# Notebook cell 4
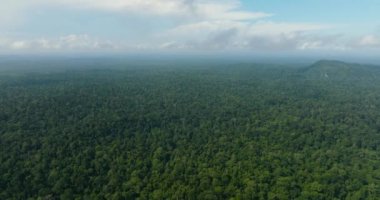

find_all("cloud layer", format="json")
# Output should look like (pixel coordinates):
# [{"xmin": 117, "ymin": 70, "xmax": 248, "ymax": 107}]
[
  {"xmin": 0, "ymin": 35, "xmax": 117, "ymax": 53},
  {"xmin": 0, "ymin": 0, "xmax": 379, "ymax": 53}
]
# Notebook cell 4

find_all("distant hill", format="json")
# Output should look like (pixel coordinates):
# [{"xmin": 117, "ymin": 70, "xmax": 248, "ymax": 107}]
[{"xmin": 300, "ymin": 60, "xmax": 380, "ymax": 81}]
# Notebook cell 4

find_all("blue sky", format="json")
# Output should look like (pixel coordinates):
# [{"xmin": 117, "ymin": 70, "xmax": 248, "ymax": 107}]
[{"xmin": 1, "ymin": 0, "xmax": 380, "ymax": 55}]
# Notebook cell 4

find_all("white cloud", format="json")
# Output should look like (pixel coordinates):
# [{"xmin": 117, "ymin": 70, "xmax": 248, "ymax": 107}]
[
  {"xmin": 10, "ymin": 41, "xmax": 29, "ymax": 50},
  {"xmin": 2, "ymin": 0, "xmax": 378, "ymax": 53},
  {"xmin": 164, "ymin": 20, "xmax": 327, "ymax": 40},
  {"xmin": 0, "ymin": 0, "xmax": 270, "ymax": 22},
  {"xmin": 55, "ymin": 0, "xmax": 191, "ymax": 16},
  {"xmin": 357, "ymin": 35, "xmax": 380, "ymax": 47},
  {"xmin": 190, "ymin": 1, "xmax": 272, "ymax": 21},
  {"xmin": 51, "ymin": 0, "xmax": 272, "ymax": 21},
  {"xmin": 2, "ymin": 34, "xmax": 117, "ymax": 52},
  {"xmin": 1, "ymin": 24, "xmax": 349, "ymax": 53},
  {"xmin": 159, "ymin": 20, "xmax": 333, "ymax": 51}
]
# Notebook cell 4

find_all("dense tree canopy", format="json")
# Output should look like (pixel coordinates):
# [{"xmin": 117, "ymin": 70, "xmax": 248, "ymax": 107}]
[{"xmin": 0, "ymin": 59, "xmax": 379, "ymax": 199}]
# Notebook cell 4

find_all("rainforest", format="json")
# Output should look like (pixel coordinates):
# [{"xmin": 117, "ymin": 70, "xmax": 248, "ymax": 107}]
[{"xmin": 0, "ymin": 58, "xmax": 380, "ymax": 200}]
